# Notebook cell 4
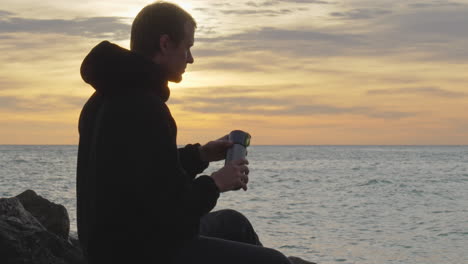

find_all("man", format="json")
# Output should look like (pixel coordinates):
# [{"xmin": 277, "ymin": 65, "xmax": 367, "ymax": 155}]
[{"xmin": 77, "ymin": 1, "xmax": 313, "ymax": 263}]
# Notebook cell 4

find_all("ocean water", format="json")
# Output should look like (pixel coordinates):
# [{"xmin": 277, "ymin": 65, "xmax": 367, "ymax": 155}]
[{"xmin": 0, "ymin": 145, "xmax": 467, "ymax": 264}]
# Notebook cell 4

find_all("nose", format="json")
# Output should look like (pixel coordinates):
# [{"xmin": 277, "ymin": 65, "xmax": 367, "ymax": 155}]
[{"xmin": 187, "ymin": 49, "xmax": 194, "ymax": 64}]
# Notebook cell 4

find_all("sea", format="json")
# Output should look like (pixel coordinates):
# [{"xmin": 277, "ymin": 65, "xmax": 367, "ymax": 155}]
[{"xmin": 0, "ymin": 145, "xmax": 467, "ymax": 264}]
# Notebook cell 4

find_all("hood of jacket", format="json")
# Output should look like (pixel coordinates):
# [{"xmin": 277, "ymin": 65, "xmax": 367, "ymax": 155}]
[{"xmin": 80, "ymin": 41, "xmax": 170, "ymax": 101}]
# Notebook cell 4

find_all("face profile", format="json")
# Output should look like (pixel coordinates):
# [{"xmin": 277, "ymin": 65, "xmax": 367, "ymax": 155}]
[{"xmin": 155, "ymin": 21, "xmax": 195, "ymax": 83}]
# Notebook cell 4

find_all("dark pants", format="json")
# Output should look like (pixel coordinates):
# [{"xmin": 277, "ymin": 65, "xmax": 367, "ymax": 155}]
[{"xmin": 173, "ymin": 209, "xmax": 291, "ymax": 264}]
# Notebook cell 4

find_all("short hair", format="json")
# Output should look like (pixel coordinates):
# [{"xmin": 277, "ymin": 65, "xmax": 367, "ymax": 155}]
[{"xmin": 130, "ymin": 1, "xmax": 197, "ymax": 57}]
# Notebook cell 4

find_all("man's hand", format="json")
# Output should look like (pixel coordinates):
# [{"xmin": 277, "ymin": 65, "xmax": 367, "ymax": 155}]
[
  {"xmin": 211, "ymin": 158, "xmax": 250, "ymax": 192},
  {"xmin": 199, "ymin": 134, "xmax": 233, "ymax": 162}
]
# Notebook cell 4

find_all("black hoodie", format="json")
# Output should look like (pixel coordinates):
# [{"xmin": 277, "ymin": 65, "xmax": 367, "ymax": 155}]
[{"xmin": 77, "ymin": 41, "xmax": 220, "ymax": 263}]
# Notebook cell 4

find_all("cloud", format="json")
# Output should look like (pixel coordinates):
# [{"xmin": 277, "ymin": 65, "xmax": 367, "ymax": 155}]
[
  {"xmin": 195, "ymin": 26, "xmax": 363, "ymax": 59},
  {"xmin": 196, "ymin": 25, "xmax": 217, "ymax": 35},
  {"xmin": 220, "ymin": 9, "xmax": 293, "ymax": 16},
  {"xmin": 408, "ymin": 1, "xmax": 462, "ymax": 9},
  {"xmin": 229, "ymin": 27, "xmax": 359, "ymax": 42},
  {"xmin": 390, "ymin": 9, "xmax": 468, "ymax": 58},
  {"xmin": 278, "ymin": 0, "xmax": 329, "ymax": 3},
  {"xmin": 192, "ymin": 48, "xmax": 234, "ymax": 57},
  {"xmin": 0, "ymin": 94, "xmax": 86, "ymax": 113},
  {"xmin": 196, "ymin": 0, "xmax": 329, "ymax": 18},
  {"xmin": 246, "ymin": 1, "xmax": 278, "ymax": 7},
  {"xmin": 0, "ymin": 13, "xmax": 130, "ymax": 40},
  {"xmin": 175, "ymin": 96, "xmax": 284, "ymax": 106},
  {"xmin": 193, "ymin": 60, "xmax": 267, "ymax": 72},
  {"xmin": 245, "ymin": 0, "xmax": 329, "ymax": 7},
  {"xmin": 0, "ymin": 10, "xmax": 14, "ymax": 17},
  {"xmin": 170, "ymin": 87, "xmax": 416, "ymax": 120},
  {"xmin": 367, "ymin": 87, "xmax": 467, "ymax": 98},
  {"xmin": 182, "ymin": 99, "xmax": 414, "ymax": 120},
  {"xmin": 357, "ymin": 4, "xmax": 468, "ymax": 62},
  {"xmin": 0, "ymin": 96, "xmax": 20, "ymax": 108},
  {"xmin": 0, "ymin": 35, "xmax": 14, "ymax": 40},
  {"xmin": 384, "ymin": 7, "xmax": 468, "ymax": 40},
  {"xmin": 193, "ymin": 2, "xmax": 468, "ymax": 63},
  {"xmin": 211, "ymin": 2, "xmax": 233, "ymax": 7},
  {"xmin": 173, "ymin": 85, "xmax": 300, "ymax": 97},
  {"xmin": 3, "ymin": 2, "xmax": 467, "ymax": 66},
  {"xmin": 195, "ymin": 4, "xmax": 297, "ymax": 18},
  {"xmin": 366, "ymin": 111, "xmax": 415, "ymax": 119},
  {"xmin": 330, "ymin": 8, "xmax": 392, "ymax": 20},
  {"xmin": 0, "ymin": 78, "xmax": 25, "ymax": 91}
]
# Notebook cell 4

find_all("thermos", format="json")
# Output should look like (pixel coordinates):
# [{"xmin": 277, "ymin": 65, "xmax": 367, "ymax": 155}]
[{"xmin": 225, "ymin": 130, "xmax": 251, "ymax": 165}]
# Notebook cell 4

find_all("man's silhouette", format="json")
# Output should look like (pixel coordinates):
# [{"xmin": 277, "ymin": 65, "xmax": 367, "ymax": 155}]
[{"xmin": 77, "ymin": 2, "xmax": 313, "ymax": 264}]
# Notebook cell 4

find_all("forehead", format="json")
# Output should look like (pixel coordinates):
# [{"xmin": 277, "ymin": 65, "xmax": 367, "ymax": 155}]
[{"xmin": 183, "ymin": 22, "xmax": 195, "ymax": 44}]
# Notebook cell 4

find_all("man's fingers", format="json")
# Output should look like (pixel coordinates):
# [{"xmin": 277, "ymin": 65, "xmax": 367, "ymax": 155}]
[
  {"xmin": 240, "ymin": 180, "xmax": 248, "ymax": 191},
  {"xmin": 238, "ymin": 164, "xmax": 249, "ymax": 175},
  {"xmin": 218, "ymin": 134, "xmax": 229, "ymax": 141},
  {"xmin": 232, "ymin": 158, "xmax": 249, "ymax": 165},
  {"xmin": 242, "ymin": 174, "xmax": 249, "ymax": 184},
  {"xmin": 239, "ymin": 170, "xmax": 249, "ymax": 191}
]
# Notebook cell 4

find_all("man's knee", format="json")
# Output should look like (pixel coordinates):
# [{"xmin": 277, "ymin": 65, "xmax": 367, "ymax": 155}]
[
  {"xmin": 262, "ymin": 247, "xmax": 292, "ymax": 264},
  {"xmin": 217, "ymin": 209, "xmax": 250, "ymax": 225}
]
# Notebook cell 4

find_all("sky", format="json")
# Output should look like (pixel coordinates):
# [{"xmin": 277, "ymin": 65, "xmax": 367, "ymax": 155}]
[{"xmin": 0, "ymin": 0, "xmax": 467, "ymax": 145}]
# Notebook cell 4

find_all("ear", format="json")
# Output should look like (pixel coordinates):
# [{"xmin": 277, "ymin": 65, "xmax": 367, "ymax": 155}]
[{"xmin": 159, "ymin": 34, "xmax": 171, "ymax": 54}]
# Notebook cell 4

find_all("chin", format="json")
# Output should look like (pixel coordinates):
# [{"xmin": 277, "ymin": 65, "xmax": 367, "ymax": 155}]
[{"xmin": 169, "ymin": 75, "xmax": 183, "ymax": 83}]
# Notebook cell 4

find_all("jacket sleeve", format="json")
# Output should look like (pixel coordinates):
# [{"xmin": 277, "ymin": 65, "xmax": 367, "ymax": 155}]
[
  {"xmin": 178, "ymin": 144, "xmax": 209, "ymax": 179},
  {"xmin": 98, "ymin": 94, "xmax": 219, "ymax": 246}
]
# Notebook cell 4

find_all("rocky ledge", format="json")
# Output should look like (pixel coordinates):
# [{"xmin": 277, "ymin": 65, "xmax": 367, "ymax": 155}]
[
  {"xmin": 0, "ymin": 190, "xmax": 85, "ymax": 264},
  {"xmin": 1, "ymin": 190, "xmax": 317, "ymax": 264}
]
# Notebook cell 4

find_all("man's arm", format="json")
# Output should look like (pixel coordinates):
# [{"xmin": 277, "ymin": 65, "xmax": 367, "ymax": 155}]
[
  {"xmin": 178, "ymin": 144, "xmax": 209, "ymax": 179},
  {"xmin": 179, "ymin": 134, "xmax": 235, "ymax": 180}
]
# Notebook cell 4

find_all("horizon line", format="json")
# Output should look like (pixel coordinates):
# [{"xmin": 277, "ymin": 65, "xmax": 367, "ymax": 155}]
[{"xmin": 1, "ymin": 144, "xmax": 467, "ymax": 147}]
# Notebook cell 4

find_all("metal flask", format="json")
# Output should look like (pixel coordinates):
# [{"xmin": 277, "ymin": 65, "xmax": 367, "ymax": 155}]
[{"xmin": 225, "ymin": 130, "xmax": 251, "ymax": 165}]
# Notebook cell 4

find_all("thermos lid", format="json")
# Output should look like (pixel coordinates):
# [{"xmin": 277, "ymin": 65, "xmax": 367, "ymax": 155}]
[{"xmin": 229, "ymin": 130, "xmax": 251, "ymax": 147}]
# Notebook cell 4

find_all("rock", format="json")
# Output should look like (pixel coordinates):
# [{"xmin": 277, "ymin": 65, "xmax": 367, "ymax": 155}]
[
  {"xmin": 0, "ymin": 196, "xmax": 86, "ymax": 264},
  {"xmin": 68, "ymin": 231, "xmax": 84, "ymax": 257},
  {"xmin": 16, "ymin": 190, "xmax": 70, "ymax": 240}
]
